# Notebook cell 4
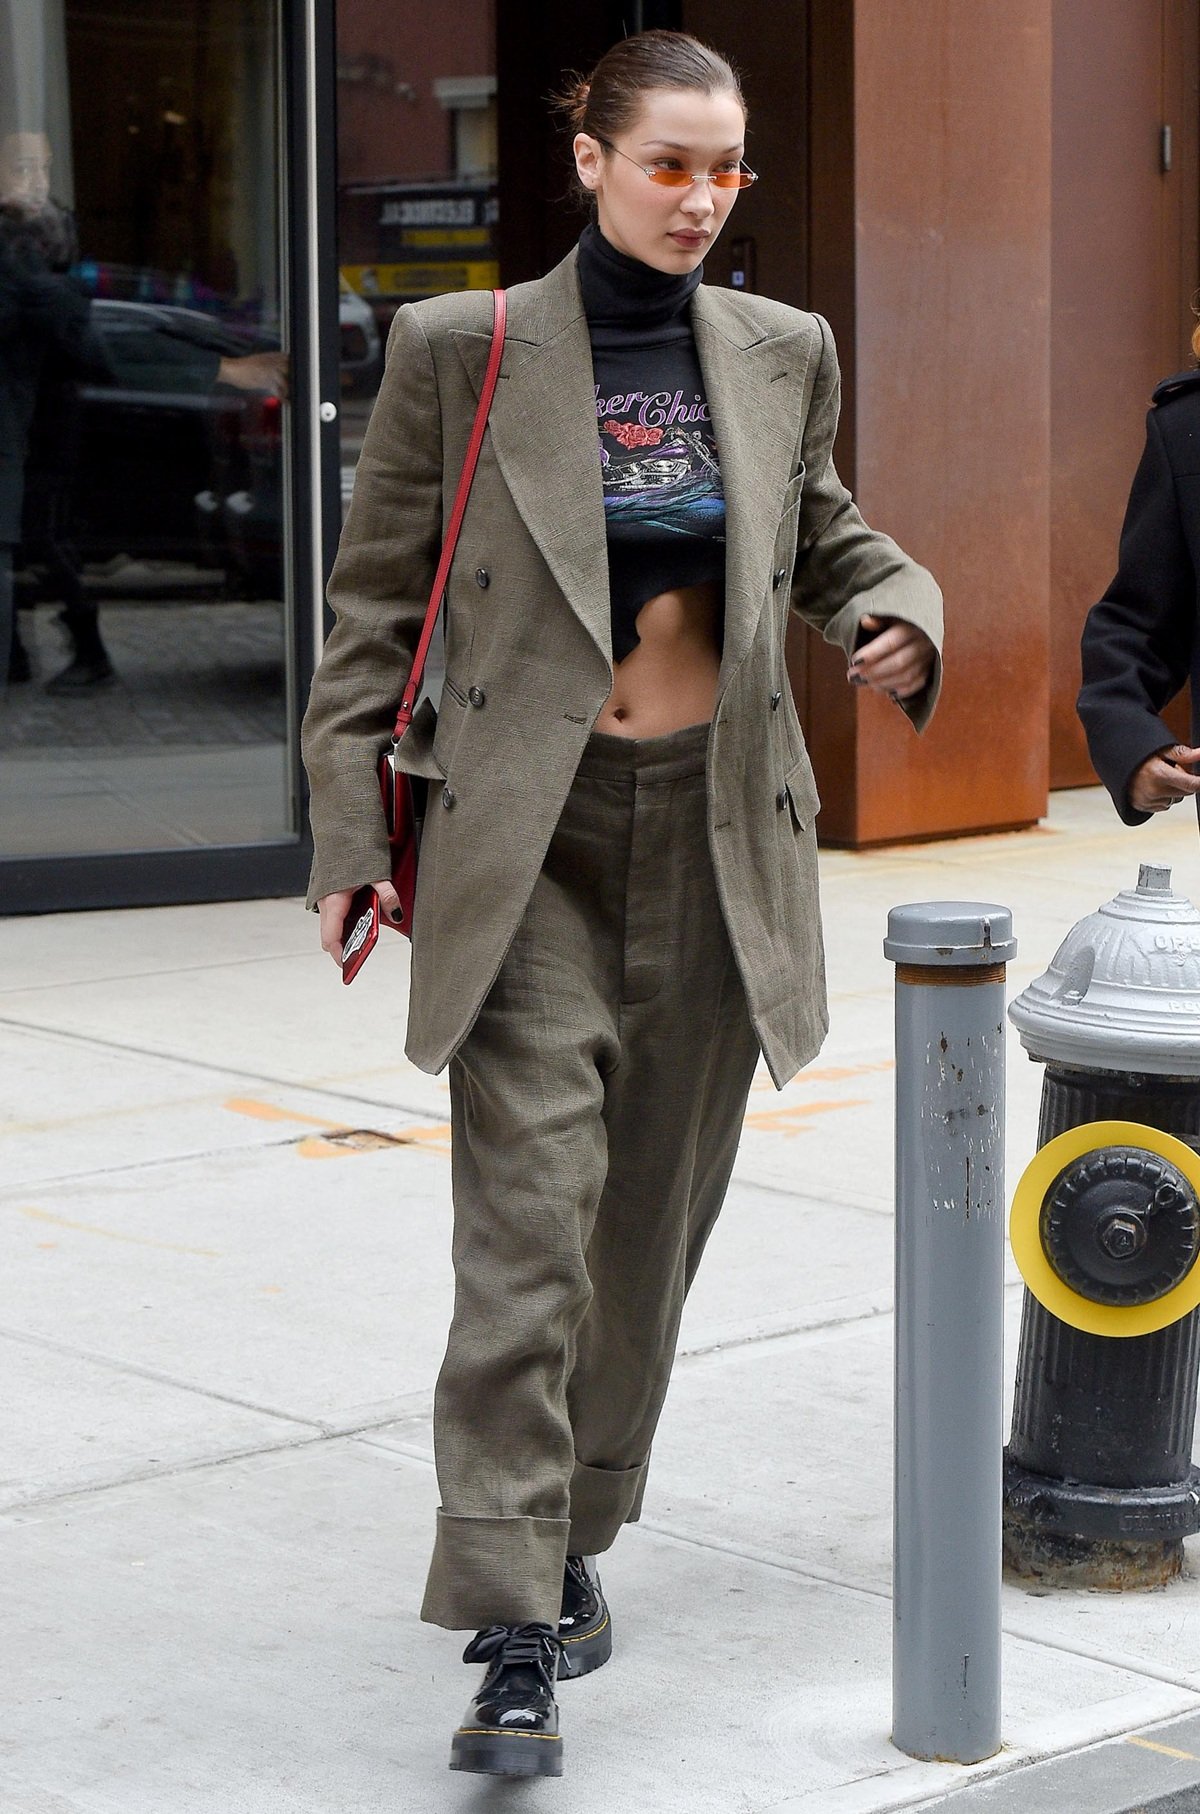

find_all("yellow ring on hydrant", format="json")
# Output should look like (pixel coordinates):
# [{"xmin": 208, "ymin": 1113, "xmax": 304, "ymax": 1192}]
[{"xmin": 1009, "ymin": 1120, "xmax": 1200, "ymax": 1337}]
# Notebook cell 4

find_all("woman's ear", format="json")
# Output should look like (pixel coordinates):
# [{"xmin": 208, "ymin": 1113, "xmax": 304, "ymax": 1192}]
[{"xmin": 573, "ymin": 132, "xmax": 602, "ymax": 193}]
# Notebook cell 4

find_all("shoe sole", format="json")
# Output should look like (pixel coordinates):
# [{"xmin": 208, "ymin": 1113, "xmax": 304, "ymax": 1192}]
[
  {"xmin": 449, "ymin": 1728, "xmax": 563, "ymax": 1777},
  {"xmin": 557, "ymin": 1609, "xmax": 612, "ymax": 1680}
]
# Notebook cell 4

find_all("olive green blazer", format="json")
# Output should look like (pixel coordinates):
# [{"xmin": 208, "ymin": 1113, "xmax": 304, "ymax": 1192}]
[{"xmin": 301, "ymin": 246, "xmax": 943, "ymax": 1085}]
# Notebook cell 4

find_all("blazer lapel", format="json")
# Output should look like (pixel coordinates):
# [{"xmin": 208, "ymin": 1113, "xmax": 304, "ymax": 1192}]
[
  {"xmin": 450, "ymin": 252, "xmax": 611, "ymax": 668},
  {"xmin": 691, "ymin": 288, "xmax": 817, "ymax": 689},
  {"xmin": 448, "ymin": 257, "xmax": 819, "ymax": 687}
]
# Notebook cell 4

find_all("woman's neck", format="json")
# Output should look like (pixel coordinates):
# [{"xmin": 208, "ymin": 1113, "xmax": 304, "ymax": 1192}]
[{"xmin": 576, "ymin": 220, "xmax": 702, "ymax": 330}]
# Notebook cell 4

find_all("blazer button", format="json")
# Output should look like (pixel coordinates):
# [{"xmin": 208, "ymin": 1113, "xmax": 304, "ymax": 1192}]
[
  {"xmin": 442, "ymin": 786, "xmax": 457, "ymax": 810},
  {"xmin": 475, "ymin": 567, "xmax": 490, "ymax": 589},
  {"xmin": 776, "ymin": 786, "xmax": 789, "ymax": 811},
  {"xmin": 773, "ymin": 566, "xmax": 787, "ymax": 589},
  {"xmin": 468, "ymin": 685, "xmax": 486, "ymax": 707},
  {"xmin": 770, "ymin": 691, "xmax": 782, "ymax": 711}
]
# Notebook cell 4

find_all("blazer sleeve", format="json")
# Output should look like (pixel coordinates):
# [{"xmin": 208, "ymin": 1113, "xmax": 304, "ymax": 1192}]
[
  {"xmin": 789, "ymin": 315, "xmax": 944, "ymax": 731},
  {"xmin": 1077, "ymin": 408, "xmax": 1195, "ymax": 826},
  {"xmin": 301, "ymin": 303, "xmax": 444, "ymax": 905}
]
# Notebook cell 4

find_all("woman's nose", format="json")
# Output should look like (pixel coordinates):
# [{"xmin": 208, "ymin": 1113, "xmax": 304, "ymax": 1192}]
[{"xmin": 681, "ymin": 180, "xmax": 716, "ymax": 220}]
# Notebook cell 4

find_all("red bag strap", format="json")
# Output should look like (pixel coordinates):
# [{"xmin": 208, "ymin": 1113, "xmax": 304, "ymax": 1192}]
[{"xmin": 391, "ymin": 287, "xmax": 507, "ymax": 739}]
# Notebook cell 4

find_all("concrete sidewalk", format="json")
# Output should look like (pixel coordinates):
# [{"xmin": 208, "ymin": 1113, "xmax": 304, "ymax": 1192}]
[{"xmin": 5, "ymin": 787, "xmax": 1200, "ymax": 1813}]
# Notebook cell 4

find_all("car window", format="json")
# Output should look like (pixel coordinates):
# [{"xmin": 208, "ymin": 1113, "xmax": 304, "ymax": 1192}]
[{"xmin": 94, "ymin": 306, "xmax": 250, "ymax": 394}]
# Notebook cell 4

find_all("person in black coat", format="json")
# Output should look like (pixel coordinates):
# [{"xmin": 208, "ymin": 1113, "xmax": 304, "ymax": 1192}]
[
  {"xmin": 1078, "ymin": 344, "xmax": 1200, "ymax": 821},
  {"xmin": 0, "ymin": 135, "xmax": 101, "ymax": 696}
]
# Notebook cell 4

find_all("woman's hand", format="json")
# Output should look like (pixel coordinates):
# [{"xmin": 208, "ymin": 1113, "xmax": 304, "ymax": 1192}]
[
  {"xmin": 317, "ymin": 880, "xmax": 404, "ymax": 966},
  {"xmin": 1128, "ymin": 745, "xmax": 1200, "ymax": 815},
  {"xmin": 848, "ymin": 614, "xmax": 936, "ymax": 702}
]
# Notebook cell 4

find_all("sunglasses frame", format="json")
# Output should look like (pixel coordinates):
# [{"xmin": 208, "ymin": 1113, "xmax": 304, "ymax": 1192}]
[{"xmin": 596, "ymin": 136, "xmax": 758, "ymax": 192}]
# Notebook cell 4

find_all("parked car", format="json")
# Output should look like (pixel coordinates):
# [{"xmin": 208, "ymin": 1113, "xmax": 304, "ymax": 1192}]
[
  {"xmin": 45, "ymin": 282, "xmax": 373, "ymax": 603},
  {"xmin": 339, "ymin": 275, "xmax": 383, "ymax": 397},
  {"xmin": 62, "ymin": 299, "xmax": 283, "ymax": 596}
]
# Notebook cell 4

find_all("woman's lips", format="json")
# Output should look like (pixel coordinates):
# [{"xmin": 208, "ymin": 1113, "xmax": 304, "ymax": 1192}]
[{"xmin": 669, "ymin": 231, "xmax": 708, "ymax": 248}]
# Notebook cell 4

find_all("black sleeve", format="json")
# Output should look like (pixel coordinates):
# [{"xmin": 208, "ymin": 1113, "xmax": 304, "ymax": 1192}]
[
  {"xmin": 102, "ymin": 322, "xmax": 221, "ymax": 394},
  {"xmin": 1077, "ymin": 408, "xmax": 1196, "ymax": 825}
]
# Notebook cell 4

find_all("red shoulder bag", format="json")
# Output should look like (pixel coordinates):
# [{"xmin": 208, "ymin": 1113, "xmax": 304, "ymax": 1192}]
[{"xmin": 342, "ymin": 288, "xmax": 507, "ymax": 984}]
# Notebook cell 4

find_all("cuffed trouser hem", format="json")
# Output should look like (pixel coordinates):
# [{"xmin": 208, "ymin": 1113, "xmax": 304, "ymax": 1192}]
[
  {"xmin": 420, "ymin": 1510, "xmax": 570, "ymax": 1631},
  {"xmin": 567, "ymin": 1458, "xmax": 647, "ymax": 1555}
]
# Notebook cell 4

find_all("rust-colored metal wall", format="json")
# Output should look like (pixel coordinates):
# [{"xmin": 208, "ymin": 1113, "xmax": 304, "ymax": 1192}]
[
  {"xmin": 803, "ymin": 1, "xmax": 1054, "ymax": 844},
  {"xmin": 1049, "ymin": 0, "xmax": 1200, "ymax": 787}
]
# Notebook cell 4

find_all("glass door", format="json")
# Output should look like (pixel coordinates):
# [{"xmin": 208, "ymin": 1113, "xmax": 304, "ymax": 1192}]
[
  {"xmin": 0, "ymin": 0, "xmax": 333, "ymax": 912},
  {"xmin": 335, "ymin": 0, "xmax": 497, "ymax": 499}
]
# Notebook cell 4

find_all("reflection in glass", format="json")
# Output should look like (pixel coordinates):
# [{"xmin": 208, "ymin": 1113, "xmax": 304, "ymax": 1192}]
[
  {"xmin": 0, "ymin": 0, "xmax": 295, "ymax": 859},
  {"xmin": 336, "ymin": 2, "xmax": 498, "ymax": 500}
]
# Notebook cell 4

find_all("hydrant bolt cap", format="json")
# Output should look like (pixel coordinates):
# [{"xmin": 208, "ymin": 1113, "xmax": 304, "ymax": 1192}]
[{"xmin": 1040, "ymin": 1147, "xmax": 1200, "ymax": 1306}]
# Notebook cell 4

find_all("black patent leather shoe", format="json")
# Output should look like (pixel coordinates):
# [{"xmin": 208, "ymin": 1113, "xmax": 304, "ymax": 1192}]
[
  {"xmin": 557, "ymin": 1553, "xmax": 612, "ymax": 1679},
  {"xmin": 449, "ymin": 1622, "xmax": 563, "ymax": 1777}
]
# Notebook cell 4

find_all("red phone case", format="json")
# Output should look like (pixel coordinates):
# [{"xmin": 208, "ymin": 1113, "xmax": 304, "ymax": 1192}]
[{"xmin": 340, "ymin": 884, "xmax": 381, "ymax": 984}]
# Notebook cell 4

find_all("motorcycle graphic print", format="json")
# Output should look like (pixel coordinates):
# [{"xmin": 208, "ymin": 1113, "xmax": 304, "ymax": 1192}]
[{"xmin": 596, "ymin": 385, "xmax": 724, "ymax": 542}]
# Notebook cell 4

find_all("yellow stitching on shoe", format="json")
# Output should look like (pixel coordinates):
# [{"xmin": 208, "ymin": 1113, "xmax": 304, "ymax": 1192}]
[
  {"xmin": 561, "ymin": 1610, "xmax": 609, "ymax": 1646},
  {"xmin": 456, "ymin": 1728, "xmax": 562, "ymax": 1741}
]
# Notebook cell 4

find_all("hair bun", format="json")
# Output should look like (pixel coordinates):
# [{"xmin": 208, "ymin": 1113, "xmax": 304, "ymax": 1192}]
[{"xmin": 548, "ymin": 71, "xmax": 593, "ymax": 133}]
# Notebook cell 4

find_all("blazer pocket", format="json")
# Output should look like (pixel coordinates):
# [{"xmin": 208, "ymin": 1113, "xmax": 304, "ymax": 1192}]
[
  {"xmin": 392, "ymin": 696, "xmax": 445, "ymax": 781},
  {"xmin": 781, "ymin": 462, "xmax": 807, "ymax": 509},
  {"xmin": 783, "ymin": 756, "xmax": 821, "ymax": 831},
  {"xmin": 432, "ymin": 680, "xmax": 467, "ymax": 774}
]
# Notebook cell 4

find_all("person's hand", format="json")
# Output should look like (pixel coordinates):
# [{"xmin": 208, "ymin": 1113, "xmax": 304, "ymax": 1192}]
[
  {"xmin": 217, "ymin": 349, "xmax": 290, "ymax": 398},
  {"xmin": 1128, "ymin": 745, "xmax": 1200, "ymax": 815},
  {"xmin": 848, "ymin": 614, "xmax": 936, "ymax": 702},
  {"xmin": 317, "ymin": 879, "xmax": 403, "ymax": 966}
]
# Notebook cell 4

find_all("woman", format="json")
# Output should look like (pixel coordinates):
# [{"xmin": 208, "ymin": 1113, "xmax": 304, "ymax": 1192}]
[
  {"xmin": 1078, "ymin": 328, "xmax": 1200, "ymax": 821},
  {"xmin": 302, "ymin": 30, "xmax": 941, "ymax": 1780}
]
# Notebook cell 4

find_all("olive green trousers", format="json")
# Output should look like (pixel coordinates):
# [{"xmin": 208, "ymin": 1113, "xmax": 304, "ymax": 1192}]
[{"xmin": 420, "ymin": 722, "xmax": 761, "ymax": 1631}]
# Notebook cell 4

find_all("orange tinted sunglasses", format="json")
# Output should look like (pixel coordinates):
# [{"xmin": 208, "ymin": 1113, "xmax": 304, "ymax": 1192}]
[{"xmin": 598, "ymin": 138, "xmax": 758, "ymax": 191}]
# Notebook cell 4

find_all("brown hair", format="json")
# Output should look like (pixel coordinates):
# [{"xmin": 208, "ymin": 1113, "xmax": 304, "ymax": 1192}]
[
  {"xmin": 1193, "ymin": 317, "xmax": 1200, "ymax": 361},
  {"xmin": 552, "ymin": 30, "xmax": 746, "ymax": 174}
]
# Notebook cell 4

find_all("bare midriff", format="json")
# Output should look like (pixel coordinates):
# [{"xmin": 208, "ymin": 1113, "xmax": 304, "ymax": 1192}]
[{"xmin": 593, "ymin": 582, "xmax": 722, "ymax": 738}]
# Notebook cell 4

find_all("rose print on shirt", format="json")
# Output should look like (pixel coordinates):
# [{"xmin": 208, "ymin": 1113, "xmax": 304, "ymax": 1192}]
[{"xmin": 604, "ymin": 420, "xmax": 665, "ymax": 451}]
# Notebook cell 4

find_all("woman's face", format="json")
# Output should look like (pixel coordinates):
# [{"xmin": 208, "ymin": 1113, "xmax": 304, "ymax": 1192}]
[{"xmin": 573, "ymin": 87, "xmax": 748, "ymax": 274}]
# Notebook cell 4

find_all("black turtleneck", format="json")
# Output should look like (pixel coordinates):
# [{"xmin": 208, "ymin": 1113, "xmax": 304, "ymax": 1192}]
[{"xmin": 576, "ymin": 223, "xmax": 725, "ymax": 664}]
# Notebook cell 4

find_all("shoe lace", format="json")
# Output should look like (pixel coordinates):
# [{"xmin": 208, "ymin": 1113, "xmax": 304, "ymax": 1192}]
[
  {"xmin": 462, "ymin": 1621, "xmax": 559, "ymax": 1677},
  {"xmin": 563, "ymin": 1554, "xmax": 590, "ymax": 1596}
]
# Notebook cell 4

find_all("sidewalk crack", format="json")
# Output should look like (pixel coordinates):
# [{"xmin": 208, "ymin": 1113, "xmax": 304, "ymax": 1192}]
[
  {"xmin": 0, "ymin": 1322, "xmax": 319, "ymax": 1429},
  {"xmin": 0, "ymin": 1014, "xmax": 440, "ymax": 1125}
]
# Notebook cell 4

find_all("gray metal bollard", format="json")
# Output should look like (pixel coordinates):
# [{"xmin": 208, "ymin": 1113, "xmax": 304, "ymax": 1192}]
[{"xmin": 884, "ymin": 902, "xmax": 1016, "ymax": 1765}]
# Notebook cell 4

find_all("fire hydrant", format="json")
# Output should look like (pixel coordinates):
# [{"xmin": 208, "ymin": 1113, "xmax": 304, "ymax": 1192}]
[{"xmin": 1004, "ymin": 864, "xmax": 1200, "ymax": 1588}]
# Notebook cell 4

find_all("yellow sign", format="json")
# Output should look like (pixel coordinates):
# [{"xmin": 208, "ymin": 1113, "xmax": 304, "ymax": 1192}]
[
  {"xmin": 342, "ymin": 261, "xmax": 500, "ymax": 299},
  {"xmin": 1009, "ymin": 1120, "xmax": 1200, "ymax": 1336},
  {"xmin": 404, "ymin": 228, "xmax": 491, "ymax": 249}
]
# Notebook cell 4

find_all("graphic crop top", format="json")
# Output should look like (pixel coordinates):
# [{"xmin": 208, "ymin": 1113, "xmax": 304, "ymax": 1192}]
[{"xmin": 576, "ymin": 222, "xmax": 725, "ymax": 664}]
